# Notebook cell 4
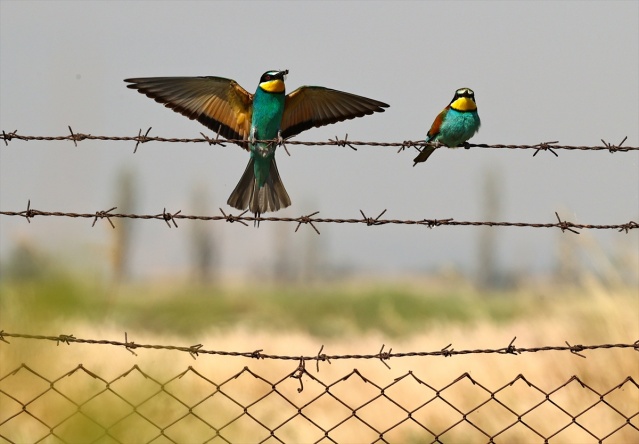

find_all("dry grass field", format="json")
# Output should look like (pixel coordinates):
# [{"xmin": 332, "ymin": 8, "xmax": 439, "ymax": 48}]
[{"xmin": 1, "ymin": 268, "xmax": 637, "ymax": 443}]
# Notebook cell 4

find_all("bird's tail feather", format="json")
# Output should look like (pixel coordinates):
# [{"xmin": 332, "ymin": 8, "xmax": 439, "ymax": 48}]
[
  {"xmin": 413, "ymin": 147, "xmax": 436, "ymax": 166},
  {"xmin": 227, "ymin": 157, "xmax": 291, "ymax": 215}
]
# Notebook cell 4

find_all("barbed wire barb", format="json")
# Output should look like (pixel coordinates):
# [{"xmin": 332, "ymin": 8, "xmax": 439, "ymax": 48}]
[
  {"xmin": 56, "ymin": 334, "xmax": 75, "ymax": 346},
  {"xmin": 601, "ymin": 136, "xmax": 629, "ymax": 152},
  {"xmin": 218, "ymin": 207, "xmax": 248, "ymax": 226},
  {"xmin": 160, "ymin": 208, "xmax": 180, "ymax": 228},
  {"xmin": 294, "ymin": 211, "xmax": 320, "ymax": 234},
  {"xmin": 424, "ymin": 218, "xmax": 454, "ymax": 228},
  {"xmin": 377, "ymin": 344, "xmax": 392, "ymax": 369},
  {"xmin": 199, "ymin": 131, "xmax": 215, "ymax": 146},
  {"xmin": 565, "ymin": 341, "xmax": 587, "ymax": 359},
  {"xmin": 330, "ymin": 133, "xmax": 356, "ymax": 151},
  {"xmin": 397, "ymin": 139, "xmax": 420, "ymax": 153},
  {"xmin": 360, "ymin": 209, "xmax": 388, "ymax": 226},
  {"xmin": 124, "ymin": 332, "xmax": 138, "ymax": 356},
  {"xmin": 188, "ymin": 344, "xmax": 202, "ymax": 360},
  {"xmin": 555, "ymin": 211, "xmax": 580, "ymax": 234},
  {"xmin": 133, "ymin": 127, "xmax": 152, "ymax": 153},
  {"xmin": 92, "ymin": 206, "xmax": 117, "ymax": 228},
  {"xmin": 501, "ymin": 336, "xmax": 519, "ymax": 355},
  {"xmin": 214, "ymin": 125, "xmax": 228, "ymax": 147},
  {"xmin": 316, "ymin": 345, "xmax": 330, "ymax": 372},
  {"xmin": 200, "ymin": 126, "xmax": 226, "ymax": 147},
  {"xmin": 618, "ymin": 221, "xmax": 639, "ymax": 233},
  {"xmin": 250, "ymin": 348, "xmax": 264, "ymax": 359},
  {"xmin": 2, "ymin": 129, "xmax": 17, "ymax": 146},
  {"xmin": 532, "ymin": 140, "xmax": 559, "ymax": 157},
  {"xmin": 67, "ymin": 125, "xmax": 89, "ymax": 147},
  {"xmin": 22, "ymin": 199, "xmax": 34, "ymax": 223}
]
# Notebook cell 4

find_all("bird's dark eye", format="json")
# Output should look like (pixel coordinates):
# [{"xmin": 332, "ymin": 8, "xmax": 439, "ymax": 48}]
[{"xmin": 265, "ymin": 75, "xmax": 271, "ymax": 80}]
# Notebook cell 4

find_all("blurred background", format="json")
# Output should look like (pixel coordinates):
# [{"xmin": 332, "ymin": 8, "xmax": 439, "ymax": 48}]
[
  {"xmin": 1, "ymin": 1, "xmax": 637, "ymax": 283},
  {"xmin": 1, "ymin": 2, "xmax": 638, "ymax": 442}
]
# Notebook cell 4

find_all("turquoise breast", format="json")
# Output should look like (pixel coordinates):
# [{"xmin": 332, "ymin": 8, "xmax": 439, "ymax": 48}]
[{"xmin": 437, "ymin": 109, "xmax": 480, "ymax": 147}]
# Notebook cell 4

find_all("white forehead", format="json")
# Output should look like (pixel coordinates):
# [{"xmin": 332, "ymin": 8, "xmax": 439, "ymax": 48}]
[{"xmin": 456, "ymin": 88, "xmax": 474, "ymax": 95}]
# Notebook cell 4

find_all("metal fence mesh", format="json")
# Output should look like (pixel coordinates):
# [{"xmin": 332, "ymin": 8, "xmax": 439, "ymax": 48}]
[{"xmin": 1, "ymin": 362, "xmax": 637, "ymax": 444}]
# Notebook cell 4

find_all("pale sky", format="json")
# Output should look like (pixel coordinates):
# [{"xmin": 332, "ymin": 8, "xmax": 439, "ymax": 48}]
[{"xmin": 1, "ymin": 1, "xmax": 638, "ymax": 278}]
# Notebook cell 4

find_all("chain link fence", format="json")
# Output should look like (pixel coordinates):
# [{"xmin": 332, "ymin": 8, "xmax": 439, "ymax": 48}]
[{"xmin": 1, "ymin": 349, "xmax": 638, "ymax": 443}]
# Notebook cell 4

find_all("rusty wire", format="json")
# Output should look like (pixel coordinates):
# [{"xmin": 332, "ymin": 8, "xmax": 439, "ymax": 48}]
[
  {"xmin": 0, "ymin": 361, "xmax": 637, "ymax": 443},
  {"xmin": 1, "ymin": 332, "xmax": 637, "ymax": 365},
  {"xmin": 1, "ymin": 127, "xmax": 636, "ymax": 154},
  {"xmin": 1, "ymin": 202, "xmax": 637, "ymax": 235}
]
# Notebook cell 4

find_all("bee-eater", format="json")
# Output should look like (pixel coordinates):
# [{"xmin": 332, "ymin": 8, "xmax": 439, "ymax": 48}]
[
  {"xmin": 125, "ymin": 70, "xmax": 388, "ymax": 215},
  {"xmin": 413, "ymin": 87, "xmax": 480, "ymax": 165}
]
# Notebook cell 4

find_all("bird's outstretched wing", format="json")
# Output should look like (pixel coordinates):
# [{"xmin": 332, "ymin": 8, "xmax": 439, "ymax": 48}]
[
  {"xmin": 124, "ymin": 77, "xmax": 253, "ymax": 148},
  {"xmin": 281, "ymin": 87, "xmax": 389, "ymax": 139}
]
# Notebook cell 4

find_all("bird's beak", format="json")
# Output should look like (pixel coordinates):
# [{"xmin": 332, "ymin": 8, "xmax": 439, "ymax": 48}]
[{"xmin": 280, "ymin": 69, "xmax": 289, "ymax": 79}]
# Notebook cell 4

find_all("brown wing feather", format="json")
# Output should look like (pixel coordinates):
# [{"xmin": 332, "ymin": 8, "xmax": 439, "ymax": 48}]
[
  {"xmin": 124, "ymin": 77, "xmax": 253, "ymax": 148},
  {"xmin": 281, "ymin": 86, "xmax": 388, "ymax": 139},
  {"xmin": 427, "ymin": 106, "xmax": 448, "ymax": 139},
  {"xmin": 413, "ymin": 106, "xmax": 450, "ymax": 165}
]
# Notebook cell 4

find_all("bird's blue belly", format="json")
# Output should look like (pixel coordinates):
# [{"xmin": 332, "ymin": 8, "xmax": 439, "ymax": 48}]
[{"xmin": 437, "ymin": 110, "xmax": 480, "ymax": 147}]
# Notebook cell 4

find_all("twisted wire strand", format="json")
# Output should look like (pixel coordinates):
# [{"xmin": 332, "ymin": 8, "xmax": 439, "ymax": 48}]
[
  {"xmin": 1, "ymin": 128, "xmax": 636, "ymax": 153},
  {"xmin": 1, "ymin": 203, "xmax": 637, "ymax": 234},
  {"xmin": 1, "ymin": 331, "xmax": 637, "ymax": 364}
]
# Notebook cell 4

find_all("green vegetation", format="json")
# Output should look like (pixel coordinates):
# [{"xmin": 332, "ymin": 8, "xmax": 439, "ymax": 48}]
[{"xmin": 1, "ymin": 269, "xmax": 543, "ymax": 338}]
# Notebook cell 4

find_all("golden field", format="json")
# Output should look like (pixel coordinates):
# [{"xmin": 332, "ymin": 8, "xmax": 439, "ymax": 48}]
[{"xmin": 1, "ymin": 270, "xmax": 637, "ymax": 443}]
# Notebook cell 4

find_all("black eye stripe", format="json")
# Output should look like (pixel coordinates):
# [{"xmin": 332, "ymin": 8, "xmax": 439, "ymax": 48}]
[
  {"xmin": 456, "ymin": 90, "xmax": 474, "ymax": 98},
  {"xmin": 260, "ymin": 70, "xmax": 288, "ymax": 83}
]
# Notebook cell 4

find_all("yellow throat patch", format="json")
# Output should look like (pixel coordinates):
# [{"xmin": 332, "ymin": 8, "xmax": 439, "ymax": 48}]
[
  {"xmin": 450, "ymin": 97, "xmax": 477, "ymax": 111},
  {"xmin": 450, "ymin": 97, "xmax": 477, "ymax": 112},
  {"xmin": 260, "ymin": 79, "xmax": 285, "ymax": 93}
]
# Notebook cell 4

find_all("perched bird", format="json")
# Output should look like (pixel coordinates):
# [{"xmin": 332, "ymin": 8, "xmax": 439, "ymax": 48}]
[
  {"xmin": 413, "ymin": 87, "xmax": 480, "ymax": 165},
  {"xmin": 125, "ymin": 70, "xmax": 388, "ymax": 215}
]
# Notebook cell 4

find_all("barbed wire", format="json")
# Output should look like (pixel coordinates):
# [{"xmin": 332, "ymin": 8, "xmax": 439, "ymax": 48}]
[
  {"xmin": 2, "ymin": 331, "xmax": 637, "ymax": 369},
  {"xmin": 1, "ymin": 127, "xmax": 636, "ymax": 155},
  {"xmin": 1, "ymin": 202, "xmax": 637, "ymax": 235}
]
